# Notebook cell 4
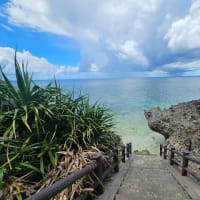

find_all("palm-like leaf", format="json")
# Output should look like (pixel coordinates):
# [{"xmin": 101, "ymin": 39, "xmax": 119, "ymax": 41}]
[{"xmin": 0, "ymin": 52, "xmax": 120, "ymax": 196}]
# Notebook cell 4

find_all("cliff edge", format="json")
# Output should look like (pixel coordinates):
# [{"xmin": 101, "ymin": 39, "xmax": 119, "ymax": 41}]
[{"xmin": 144, "ymin": 100, "xmax": 200, "ymax": 156}]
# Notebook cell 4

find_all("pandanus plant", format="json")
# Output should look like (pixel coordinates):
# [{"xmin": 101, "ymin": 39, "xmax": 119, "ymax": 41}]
[
  {"xmin": 0, "ymin": 53, "xmax": 120, "ymax": 197},
  {"xmin": 0, "ymin": 53, "xmax": 59, "ymax": 182}
]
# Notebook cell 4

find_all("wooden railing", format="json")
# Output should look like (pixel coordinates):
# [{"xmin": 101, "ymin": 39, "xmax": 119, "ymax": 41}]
[
  {"xmin": 160, "ymin": 144, "xmax": 200, "ymax": 181},
  {"xmin": 0, "ymin": 143, "xmax": 131, "ymax": 200}
]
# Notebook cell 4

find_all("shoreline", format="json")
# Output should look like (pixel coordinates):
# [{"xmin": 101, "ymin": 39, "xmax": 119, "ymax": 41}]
[{"xmin": 115, "ymin": 112, "xmax": 164, "ymax": 154}]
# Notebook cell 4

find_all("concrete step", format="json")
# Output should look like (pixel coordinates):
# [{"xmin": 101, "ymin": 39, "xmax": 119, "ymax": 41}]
[{"xmin": 115, "ymin": 154, "xmax": 198, "ymax": 200}]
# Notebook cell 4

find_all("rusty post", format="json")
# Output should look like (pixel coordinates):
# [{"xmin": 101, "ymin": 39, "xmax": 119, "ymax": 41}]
[
  {"xmin": 170, "ymin": 147, "xmax": 175, "ymax": 165},
  {"xmin": 160, "ymin": 144, "xmax": 163, "ymax": 156},
  {"xmin": 129, "ymin": 142, "xmax": 132, "ymax": 155},
  {"xmin": 95, "ymin": 156, "xmax": 103, "ymax": 194},
  {"xmin": 126, "ymin": 143, "xmax": 129, "ymax": 158},
  {"xmin": 122, "ymin": 145, "xmax": 125, "ymax": 163},
  {"xmin": 164, "ymin": 145, "xmax": 167, "ymax": 159},
  {"xmin": 113, "ymin": 149, "xmax": 119, "ymax": 172},
  {"xmin": 181, "ymin": 151, "xmax": 189, "ymax": 176}
]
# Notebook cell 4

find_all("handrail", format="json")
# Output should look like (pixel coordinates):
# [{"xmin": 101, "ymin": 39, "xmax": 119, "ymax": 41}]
[
  {"xmin": 19, "ymin": 142, "xmax": 132, "ymax": 200},
  {"xmin": 160, "ymin": 144, "xmax": 200, "ymax": 182},
  {"xmin": 25, "ymin": 161, "xmax": 99, "ymax": 200},
  {"xmin": 185, "ymin": 155, "xmax": 200, "ymax": 165}
]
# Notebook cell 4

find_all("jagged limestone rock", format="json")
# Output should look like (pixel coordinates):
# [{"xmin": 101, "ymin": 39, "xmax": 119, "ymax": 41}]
[{"xmin": 144, "ymin": 100, "xmax": 200, "ymax": 157}]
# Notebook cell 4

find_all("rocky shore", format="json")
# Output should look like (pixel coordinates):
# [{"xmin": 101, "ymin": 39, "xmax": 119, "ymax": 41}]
[{"xmin": 144, "ymin": 99, "xmax": 200, "ymax": 157}]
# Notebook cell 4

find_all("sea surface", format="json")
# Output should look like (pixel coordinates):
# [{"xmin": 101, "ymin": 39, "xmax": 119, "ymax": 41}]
[{"xmin": 37, "ymin": 77, "xmax": 200, "ymax": 153}]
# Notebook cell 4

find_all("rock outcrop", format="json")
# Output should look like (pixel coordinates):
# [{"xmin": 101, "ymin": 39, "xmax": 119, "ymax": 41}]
[{"xmin": 144, "ymin": 100, "xmax": 200, "ymax": 157}]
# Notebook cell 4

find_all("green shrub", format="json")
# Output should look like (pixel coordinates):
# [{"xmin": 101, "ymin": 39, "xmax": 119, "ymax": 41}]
[{"xmin": 0, "ymin": 53, "xmax": 121, "ymax": 188}]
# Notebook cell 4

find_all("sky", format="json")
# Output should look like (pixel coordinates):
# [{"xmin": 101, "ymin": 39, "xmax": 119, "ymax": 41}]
[{"xmin": 0, "ymin": 0, "xmax": 200, "ymax": 79}]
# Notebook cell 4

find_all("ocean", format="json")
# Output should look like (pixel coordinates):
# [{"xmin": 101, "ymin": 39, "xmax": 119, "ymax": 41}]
[{"xmin": 37, "ymin": 77, "xmax": 200, "ymax": 153}]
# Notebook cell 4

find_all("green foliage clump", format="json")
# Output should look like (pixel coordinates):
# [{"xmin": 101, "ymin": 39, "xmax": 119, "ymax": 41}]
[{"xmin": 0, "ymin": 53, "xmax": 121, "ymax": 188}]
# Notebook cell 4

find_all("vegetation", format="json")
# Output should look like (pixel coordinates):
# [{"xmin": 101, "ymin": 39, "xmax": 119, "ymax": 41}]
[{"xmin": 0, "ymin": 53, "xmax": 121, "ymax": 199}]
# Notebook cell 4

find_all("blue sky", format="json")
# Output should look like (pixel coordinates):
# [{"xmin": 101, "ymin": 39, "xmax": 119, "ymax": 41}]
[{"xmin": 0, "ymin": 0, "xmax": 200, "ymax": 79}]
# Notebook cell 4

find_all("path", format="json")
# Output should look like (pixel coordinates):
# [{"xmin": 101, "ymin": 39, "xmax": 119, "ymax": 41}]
[{"xmin": 115, "ymin": 154, "xmax": 200, "ymax": 200}]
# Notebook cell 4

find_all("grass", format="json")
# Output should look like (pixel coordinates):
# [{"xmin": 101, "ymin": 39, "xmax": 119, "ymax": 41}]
[{"xmin": 0, "ymin": 52, "xmax": 121, "ymax": 199}]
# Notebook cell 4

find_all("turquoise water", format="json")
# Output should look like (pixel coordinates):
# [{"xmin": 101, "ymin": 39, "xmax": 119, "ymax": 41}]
[{"xmin": 38, "ymin": 77, "xmax": 200, "ymax": 153}]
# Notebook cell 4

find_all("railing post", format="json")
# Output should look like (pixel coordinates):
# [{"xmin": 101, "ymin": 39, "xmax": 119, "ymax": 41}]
[
  {"xmin": 126, "ymin": 143, "xmax": 129, "ymax": 158},
  {"xmin": 181, "ymin": 151, "xmax": 189, "ymax": 176},
  {"xmin": 95, "ymin": 156, "xmax": 104, "ymax": 194},
  {"xmin": 122, "ymin": 145, "xmax": 125, "ymax": 163},
  {"xmin": 160, "ymin": 144, "xmax": 163, "ymax": 156},
  {"xmin": 113, "ymin": 149, "xmax": 119, "ymax": 172},
  {"xmin": 129, "ymin": 142, "xmax": 132, "ymax": 155},
  {"xmin": 170, "ymin": 147, "xmax": 175, "ymax": 165},
  {"xmin": 164, "ymin": 145, "xmax": 167, "ymax": 159}
]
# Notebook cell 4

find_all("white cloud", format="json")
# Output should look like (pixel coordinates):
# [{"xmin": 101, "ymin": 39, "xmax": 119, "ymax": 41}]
[
  {"xmin": 90, "ymin": 63, "xmax": 99, "ymax": 72},
  {"xmin": 0, "ymin": 23, "xmax": 13, "ymax": 31},
  {"xmin": 0, "ymin": 12, "xmax": 6, "ymax": 17},
  {"xmin": 146, "ymin": 70, "xmax": 169, "ymax": 77},
  {"xmin": 6, "ymin": 0, "xmax": 70, "ymax": 36},
  {"xmin": 165, "ymin": 0, "xmax": 200, "ymax": 51},
  {"xmin": 1, "ymin": 0, "xmax": 195, "ymax": 76},
  {"xmin": 4, "ymin": 0, "xmax": 162, "ymax": 71},
  {"xmin": 56, "ymin": 65, "xmax": 79, "ymax": 74},
  {"xmin": 0, "ymin": 47, "xmax": 79, "ymax": 80},
  {"xmin": 160, "ymin": 59, "xmax": 200, "ymax": 71},
  {"xmin": 109, "ymin": 40, "xmax": 148, "ymax": 66}
]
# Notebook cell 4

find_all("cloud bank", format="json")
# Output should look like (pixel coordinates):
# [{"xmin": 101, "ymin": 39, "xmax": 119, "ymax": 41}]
[
  {"xmin": 1, "ymin": 0, "xmax": 200, "ymax": 78},
  {"xmin": 165, "ymin": 0, "xmax": 200, "ymax": 51},
  {"xmin": 0, "ymin": 47, "xmax": 79, "ymax": 80}
]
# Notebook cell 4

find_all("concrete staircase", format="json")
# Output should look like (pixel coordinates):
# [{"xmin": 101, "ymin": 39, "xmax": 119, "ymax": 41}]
[{"xmin": 115, "ymin": 154, "xmax": 200, "ymax": 200}]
